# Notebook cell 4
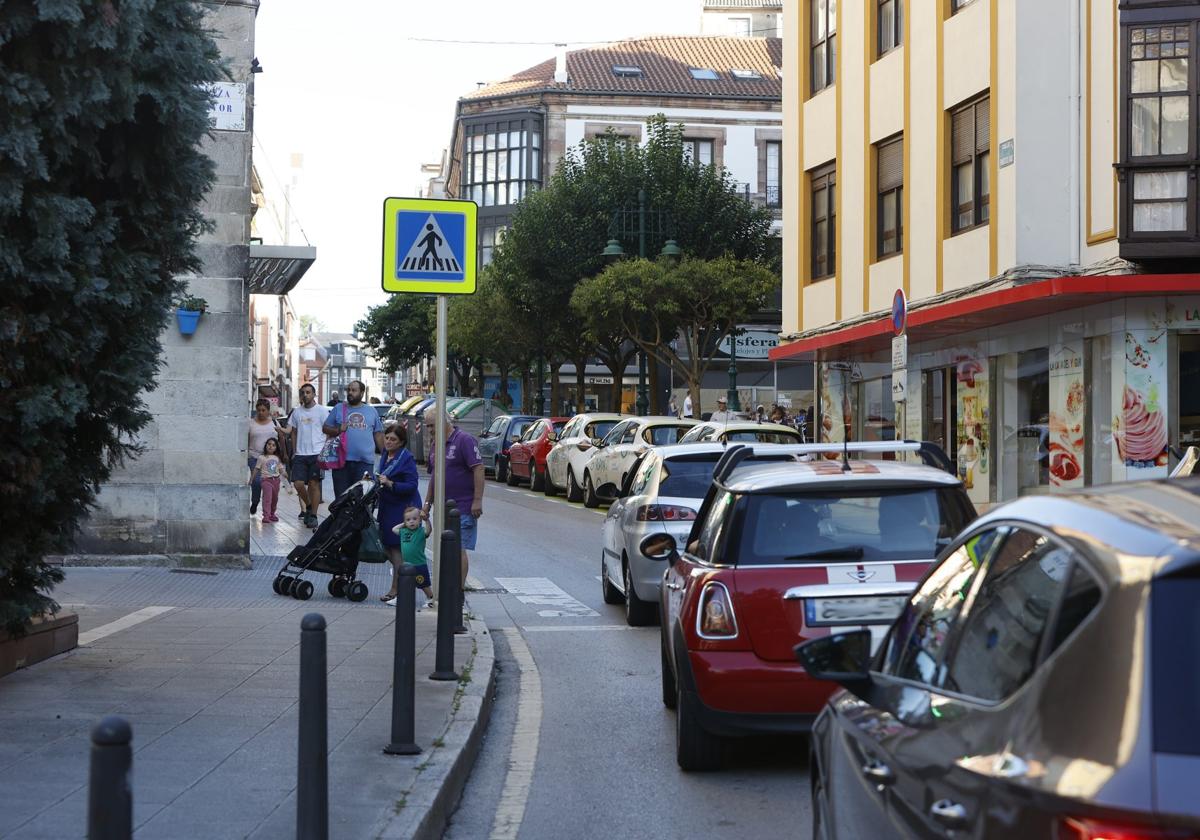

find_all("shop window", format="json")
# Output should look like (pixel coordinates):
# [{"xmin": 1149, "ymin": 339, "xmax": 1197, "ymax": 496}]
[
  {"xmin": 811, "ymin": 0, "xmax": 837, "ymax": 94},
  {"xmin": 877, "ymin": 136, "xmax": 903, "ymax": 257},
  {"xmin": 861, "ymin": 377, "xmax": 896, "ymax": 443},
  {"xmin": 1180, "ymin": 334, "xmax": 1200, "ymax": 447},
  {"xmin": 950, "ymin": 96, "xmax": 990, "ymax": 234},
  {"xmin": 810, "ymin": 163, "xmax": 836, "ymax": 280},
  {"xmin": 1014, "ymin": 349, "xmax": 1050, "ymax": 494},
  {"xmin": 878, "ymin": 0, "xmax": 901, "ymax": 57}
]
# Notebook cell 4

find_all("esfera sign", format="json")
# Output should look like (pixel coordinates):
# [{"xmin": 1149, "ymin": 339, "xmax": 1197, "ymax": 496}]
[{"xmin": 716, "ymin": 330, "xmax": 779, "ymax": 359}]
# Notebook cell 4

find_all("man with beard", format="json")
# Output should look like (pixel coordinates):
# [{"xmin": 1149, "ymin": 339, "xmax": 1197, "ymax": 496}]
[{"xmin": 324, "ymin": 379, "xmax": 384, "ymax": 501}]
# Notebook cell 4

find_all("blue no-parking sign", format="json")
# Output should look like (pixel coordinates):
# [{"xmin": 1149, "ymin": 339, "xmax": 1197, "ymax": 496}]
[{"xmin": 381, "ymin": 197, "xmax": 477, "ymax": 294}]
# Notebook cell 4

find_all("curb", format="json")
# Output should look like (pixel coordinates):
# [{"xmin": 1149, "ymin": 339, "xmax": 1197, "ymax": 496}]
[{"xmin": 372, "ymin": 616, "xmax": 498, "ymax": 840}]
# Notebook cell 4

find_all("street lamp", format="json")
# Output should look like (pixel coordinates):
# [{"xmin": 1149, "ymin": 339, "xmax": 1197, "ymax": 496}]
[
  {"xmin": 600, "ymin": 189, "xmax": 678, "ymax": 417},
  {"xmin": 726, "ymin": 332, "xmax": 741, "ymax": 412}
]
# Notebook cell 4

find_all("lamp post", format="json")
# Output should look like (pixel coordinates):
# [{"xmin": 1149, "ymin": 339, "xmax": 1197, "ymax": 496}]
[
  {"xmin": 726, "ymin": 335, "xmax": 740, "ymax": 412},
  {"xmin": 601, "ymin": 189, "xmax": 680, "ymax": 417}
]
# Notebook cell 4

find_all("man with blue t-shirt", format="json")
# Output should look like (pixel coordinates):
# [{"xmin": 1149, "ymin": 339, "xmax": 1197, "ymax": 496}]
[{"xmin": 323, "ymin": 379, "xmax": 384, "ymax": 500}]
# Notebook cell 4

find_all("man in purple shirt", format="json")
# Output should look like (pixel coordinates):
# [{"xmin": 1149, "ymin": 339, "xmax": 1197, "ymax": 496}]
[{"xmin": 423, "ymin": 412, "xmax": 485, "ymax": 590}]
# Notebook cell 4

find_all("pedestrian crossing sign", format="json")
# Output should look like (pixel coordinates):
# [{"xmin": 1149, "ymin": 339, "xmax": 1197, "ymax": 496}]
[{"xmin": 381, "ymin": 197, "xmax": 477, "ymax": 294}]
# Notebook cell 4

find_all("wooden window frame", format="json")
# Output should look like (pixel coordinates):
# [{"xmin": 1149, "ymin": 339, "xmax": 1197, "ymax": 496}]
[
  {"xmin": 811, "ymin": 163, "xmax": 837, "ymax": 280},
  {"xmin": 950, "ymin": 95, "xmax": 991, "ymax": 235},
  {"xmin": 877, "ymin": 136, "xmax": 903, "ymax": 258},
  {"xmin": 810, "ymin": 0, "xmax": 837, "ymax": 95},
  {"xmin": 878, "ymin": 0, "xmax": 902, "ymax": 58}
]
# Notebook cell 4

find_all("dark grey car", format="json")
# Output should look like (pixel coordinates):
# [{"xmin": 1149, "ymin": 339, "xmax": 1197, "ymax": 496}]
[
  {"xmin": 799, "ymin": 477, "xmax": 1200, "ymax": 839},
  {"xmin": 478, "ymin": 414, "xmax": 537, "ymax": 483}
]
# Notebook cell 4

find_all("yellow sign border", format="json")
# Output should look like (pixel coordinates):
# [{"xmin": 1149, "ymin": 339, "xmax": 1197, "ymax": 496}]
[{"xmin": 381, "ymin": 197, "xmax": 478, "ymax": 295}]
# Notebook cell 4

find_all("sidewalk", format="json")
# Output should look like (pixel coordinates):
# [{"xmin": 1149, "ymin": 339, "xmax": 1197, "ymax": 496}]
[{"xmin": 0, "ymin": 482, "xmax": 494, "ymax": 839}]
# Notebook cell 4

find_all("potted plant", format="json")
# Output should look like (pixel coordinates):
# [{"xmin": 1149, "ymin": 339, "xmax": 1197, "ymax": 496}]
[{"xmin": 175, "ymin": 293, "xmax": 207, "ymax": 335}]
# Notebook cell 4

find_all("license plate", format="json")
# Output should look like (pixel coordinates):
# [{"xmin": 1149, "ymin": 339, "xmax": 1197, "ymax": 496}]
[{"xmin": 804, "ymin": 595, "xmax": 908, "ymax": 627}]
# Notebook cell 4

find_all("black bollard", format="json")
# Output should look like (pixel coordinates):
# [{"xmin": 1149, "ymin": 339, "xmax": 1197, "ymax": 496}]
[
  {"xmin": 384, "ymin": 567, "xmax": 422, "ymax": 755},
  {"xmin": 297, "ymin": 613, "xmax": 328, "ymax": 840},
  {"xmin": 444, "ymin": 504, "xmax": 468, "ymax": 634},
  {"xmin": 430, "ymin": 528, "xmax": 460, "ymax": 680},
  {"xmin": 88, "ymin": 716, "xmax": 132, "ymax": 840}
]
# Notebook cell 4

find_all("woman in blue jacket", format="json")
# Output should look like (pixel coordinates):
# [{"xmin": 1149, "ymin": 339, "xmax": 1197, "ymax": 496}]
[{"xmin": 376, "ymin": 425, "xmax": 421, "ymax": 601}]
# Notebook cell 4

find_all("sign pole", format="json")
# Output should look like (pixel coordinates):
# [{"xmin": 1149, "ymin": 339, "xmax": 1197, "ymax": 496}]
[{"xmin": 433, "ymin": 294, "xmax": 448, "ymax": 606}]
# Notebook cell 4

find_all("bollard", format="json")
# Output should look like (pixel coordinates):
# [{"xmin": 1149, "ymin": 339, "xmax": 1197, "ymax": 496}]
[
  {"xmin": 297, "ymin": 613, "xmax": 328, "ymax": 840},
  {"xmin": 430, "ymin": 528, "xmax": 460, "ymax": 681},
  {"xmin": 88, "ymin": 716, "xmax": 132, "ymax": 840},
  {"xmin": 444, "ymin": 504, "xmax": 468, "ymax": 634},
  {"xmin": 384, "ymin": 567, "xmax": 422, "ymax": 755}
]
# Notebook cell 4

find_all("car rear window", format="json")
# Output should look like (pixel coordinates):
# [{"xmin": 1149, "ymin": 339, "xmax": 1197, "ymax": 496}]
[
  {"xmin": 1152, "ymin": 575, "xmax": 1200, "ymax": 755},
  {"xmin": 587, "ymin": 421, "xmax": 618, "ymax": 439},
  {"xmin": 734, "ymin": 487, "xmax": 975, "ymax": 565},
  {"xmin": 725, "ymin": 430, "xmax": 797, "ymax": 443},
  {"xmin": 658, "ymin": 456, "xmax": 721, "ymax": 498},
  {"xmin": 646, "ymin": 425, "xmax": 691, "ymax": 446}
]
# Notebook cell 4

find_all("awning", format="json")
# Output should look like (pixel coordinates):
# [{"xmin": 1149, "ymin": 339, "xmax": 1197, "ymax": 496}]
[
  {"xmin": 248, "ymin": 244, "xmax": 317, "ymax": 295},
  {"xmin": 770, "ymin": 273, "xmax": 1200, "ymax": 362}
]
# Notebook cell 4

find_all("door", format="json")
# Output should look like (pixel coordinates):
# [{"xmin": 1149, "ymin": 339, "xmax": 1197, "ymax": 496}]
[
  {"xmin": 924, "ymin": 368, "xmax": 958, "ymax": 476},
  {"xmin": 546, "ymin": 417, "xmax": 578, "ymax": 486}
]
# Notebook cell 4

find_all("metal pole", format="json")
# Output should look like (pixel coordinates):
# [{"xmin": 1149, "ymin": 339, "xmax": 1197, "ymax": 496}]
[
  {"xmin": 431, "ymin": 528, "xmax": 461, "ymax": 681},
  {"xmin": 297, "ymin": 613, "xmax": 328, "ymax": 840},
  {"xmin": 444, "ymin": 502, "xmax": 467, "ymax": 633},
  {"xmin": 727, "ymin": 337, "xmax": 740, "ymax": 412},
  {"xmin": 636, "ymin": 352, "xmax": 648, "ymax": 416},
  {"xmin": 385, "ymin": 569, "xmax": 421, "ymax": 755},
  {"xmin": 88, "ymin": 716, "xmax": 132, "ymax": 840},
  {"xmin": 433, "ymin": 295, "xmax": 447, "ymax": 606}
]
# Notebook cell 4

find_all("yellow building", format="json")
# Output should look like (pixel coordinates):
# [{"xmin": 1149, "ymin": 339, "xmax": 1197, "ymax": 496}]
[{"xmin": 773, "ymin": 0, "xmax": 1200, "ymax": 508}]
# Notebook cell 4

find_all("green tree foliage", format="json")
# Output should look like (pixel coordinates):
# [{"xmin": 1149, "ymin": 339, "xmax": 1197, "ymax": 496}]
[
  {"xmin": 0, "ymin": 1, "xmax": 222, "ymax": 635},
  {"xmin": 356, "ymin": 295, "xmax": 436, "ymax": 374},
  {"xmin": 447, "ymin": 269, "xmax": 534, "ymax": 403},
  {"xmin": 572, "ymin": 256, "xmax": 778, "ymax": 417}
]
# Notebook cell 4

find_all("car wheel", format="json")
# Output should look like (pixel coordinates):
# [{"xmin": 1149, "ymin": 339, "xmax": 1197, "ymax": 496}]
[
  {"xmin": 623, "ymin": 560, "xmax": 657, "ymax": 627},
  {"xmin": 676, "ymin": 684, "xmax": 723, "ymax": 772},
  {"xmin": 495, "ymin": 456, "xmax": 509, "ymax": 483},
  {"xmin": 601, "ymin": 555, "xmax": 624, "ymax": 605},
  {"xmin": 530, "ymin": 462, "xmax": 544, "ymax": 492},
  {"xmin": 505, "ymin": 461, "xmax": 520, "ymax": 486},
  {"xmin": 583, "ymin": 471, "xmax": 600, "ymax": 508},
  {"xmin": 543, "ymin": 468, "xmax": 559, "ymax": 496},
  {"xmin": 566, "ymin": 469, "xmax": 583, "ymax": 503},
  {"xmin": 660, "ymin": 630, "xmax": 677, "ymax": 709}
]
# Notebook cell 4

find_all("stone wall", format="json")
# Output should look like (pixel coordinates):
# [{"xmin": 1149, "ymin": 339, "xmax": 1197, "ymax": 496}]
[{"xmin": 73, "ymin": 0, "xmax": 259, "ymax": 563}]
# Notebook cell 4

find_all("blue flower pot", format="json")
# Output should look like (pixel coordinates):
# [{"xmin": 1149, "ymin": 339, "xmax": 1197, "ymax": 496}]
[{"xmin": 176, "ymin": 309, "xmax": 202, "ymax": 335}]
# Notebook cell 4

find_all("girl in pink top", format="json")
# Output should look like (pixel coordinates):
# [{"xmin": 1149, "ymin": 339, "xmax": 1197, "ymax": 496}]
[{"xmin": 251, "ymin": 438, "xmax": 284, "ymax": 522}]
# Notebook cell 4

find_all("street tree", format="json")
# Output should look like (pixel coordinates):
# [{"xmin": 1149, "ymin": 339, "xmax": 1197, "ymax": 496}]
[
  {"xmin": 572, "ymin": 256, "xmax": 779, "ymax": 417},
  {"xmin": 0, "ymin": 3, "xmax": 222, "ymax": 634},
  {"xmin": 447, "ymin": 269, "xmax": 536, "ymax": 407},
  {"xmin": 356, "ymin": 294, "xmax": 436, "ymax": 376}
]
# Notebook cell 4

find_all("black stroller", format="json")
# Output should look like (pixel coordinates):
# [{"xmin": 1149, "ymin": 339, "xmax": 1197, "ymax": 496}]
[{"xmin": 272, "ymin": 478, "xmax": 378, "ymax": 602}]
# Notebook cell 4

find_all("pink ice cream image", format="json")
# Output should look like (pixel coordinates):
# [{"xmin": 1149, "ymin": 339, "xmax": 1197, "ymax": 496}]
[{"xmin": 1116, "ymin": 385, "xmax": 1167, "ymax": 464}]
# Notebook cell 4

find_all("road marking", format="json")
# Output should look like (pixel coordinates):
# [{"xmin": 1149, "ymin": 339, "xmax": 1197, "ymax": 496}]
[
  {"xmin": 494, "ymin": 577, "xmax": 599, "ymax": 618},
  {"xmin": 522, "ymin": 625, "xmax": 638, "ymax": 633},
  {"xmin": 491, "ymin": 628, "xmax": 542, "ymax": 840},
  {"xmin": 78, "ymin": 606, "xmax": 174, "ymax": 645}
]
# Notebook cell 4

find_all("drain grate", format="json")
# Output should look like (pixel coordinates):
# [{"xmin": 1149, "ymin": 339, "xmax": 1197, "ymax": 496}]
[{"xmin": 467, "ymin": 587, "xmax": 507, "ymax": 595}]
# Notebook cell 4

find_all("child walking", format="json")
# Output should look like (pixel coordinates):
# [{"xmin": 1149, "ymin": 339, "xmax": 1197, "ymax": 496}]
[
  {"xmin": 388, "ymin": 506, "xmax": 435, "ymax": 608},
  {"xmin": 251, "ymin": 438, "xmax": 284, "ymax": 523}
]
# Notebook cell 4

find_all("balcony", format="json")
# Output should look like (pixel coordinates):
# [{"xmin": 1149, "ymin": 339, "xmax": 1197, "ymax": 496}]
[{"xmin": 735, "ymin": 183, "xmax": 782, "ymax": 213}]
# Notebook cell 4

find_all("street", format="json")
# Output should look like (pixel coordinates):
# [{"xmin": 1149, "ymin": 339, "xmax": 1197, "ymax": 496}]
[{"xmin": 443, "ymin": 479, "xmax": 812, "ymax": 839}]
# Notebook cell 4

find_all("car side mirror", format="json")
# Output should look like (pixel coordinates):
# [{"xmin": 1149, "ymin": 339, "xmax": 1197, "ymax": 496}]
[
  {"xmin": 794, "ymin": 629, "xmax": 874, "ymax": 697},
  {"xmin": 592, "ymin": 437, "xmax": 604, "ymax": 448},
  {"xmin": 639, "ymin": 533, "xmax": 678, "ymax": 566}
]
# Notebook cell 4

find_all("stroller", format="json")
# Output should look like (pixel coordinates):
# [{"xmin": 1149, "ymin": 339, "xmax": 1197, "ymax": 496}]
[{"xmin": 272, "ymin": 478, "xmax": 378, "ymax": 602}]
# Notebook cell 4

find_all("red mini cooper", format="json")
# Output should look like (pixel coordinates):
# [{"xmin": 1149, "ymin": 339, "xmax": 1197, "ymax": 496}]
[{"xmin": 645, "ymin": 441, "xmax": 974, "ymax": 770}]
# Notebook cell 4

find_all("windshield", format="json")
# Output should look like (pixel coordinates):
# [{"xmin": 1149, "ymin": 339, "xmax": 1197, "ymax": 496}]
[
  {"xmin": 658, "ymin": 456, "xmax": 721, "ymax": 499},
  {"xmin": 735, "ymin": 487, "xmax": 974, "ymax": 565},
  {"xmin": 510, "ymin": 420, "xmax": 533, "ymax": 440},
  {"xmin": 725, "ymin": 430, "xmax": 798, "ymax": 443},
  {"xmin": 588, "ymin": 420, "xmax": 618, "ymax": 439}
]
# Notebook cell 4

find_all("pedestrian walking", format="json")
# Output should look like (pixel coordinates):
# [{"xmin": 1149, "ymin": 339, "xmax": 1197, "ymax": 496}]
[
  {"xmin": 248, "ymin": 398, "xmax": 285, "ymax": 515},
  {"xmin": 387, "ymin": 507, "xmax": 435, "ymax": 608},
  {"xmin": 682, "ymin": 393, "xmax": 693, "ymax": 419},
  {"xmin": 289, "ymin": 383, "xmax": 329, "ymax": 528},
  {"xmin": 376, "ymin": 426, "xmax": 423, "ymax": 602},
  {"xmin": 423, "ymin": 412, "xmax": 484, "ymax": 593},
  {"xmin": 250, "ymin": 438, "xmax": 284, "ymax": 522},
  {"xmin": 324, "ymin": 379, "xmax": 384, "ymax": 501},
  {"xmin": 668, "ymin": 395, "xmax": 679, "ymax": 418},
  {"xmin": 327, "ymin": 390, "xmax": 340, "ymax": 408}
]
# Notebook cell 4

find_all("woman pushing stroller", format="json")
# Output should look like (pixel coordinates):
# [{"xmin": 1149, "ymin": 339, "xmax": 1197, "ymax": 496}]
[{"xmin": 375, "ymin": 424, "xmax": 423, "ymax": 603}]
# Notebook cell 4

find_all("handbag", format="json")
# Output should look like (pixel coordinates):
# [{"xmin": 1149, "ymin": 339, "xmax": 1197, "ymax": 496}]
[
  {"xmin": 318, "ymin": 404, "xmax": 347, "ymax": 470},
  {"xmin": 358, "ymin": 520, "xmax": 387, "ymax": 564}
]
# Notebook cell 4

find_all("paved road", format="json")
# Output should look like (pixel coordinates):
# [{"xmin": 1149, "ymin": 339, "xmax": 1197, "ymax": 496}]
[{"xmin": 443, "ymin": 477, "xmax": 812, "ymax": 840}]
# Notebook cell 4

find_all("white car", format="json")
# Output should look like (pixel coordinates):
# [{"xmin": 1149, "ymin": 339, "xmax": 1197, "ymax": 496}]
[
  {"xmin": 679, "ymin": 420, "xmax": 802, "ymax": 444},
  {"xmin": 544, "ymin": 412, "xmax": 626, "ymax": 501},
  {"xmin": 600, "ymin": 443, "xmax": 726, "ymax": 625},
  {"xmin": 580, "ymin": 416, "xmax": 697, "ymax": 507}
]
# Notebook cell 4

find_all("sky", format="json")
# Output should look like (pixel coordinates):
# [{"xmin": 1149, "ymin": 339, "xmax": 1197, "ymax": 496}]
[{"xmin": 252, "ymin": 0, "xmax": 705, "ymax": 333}]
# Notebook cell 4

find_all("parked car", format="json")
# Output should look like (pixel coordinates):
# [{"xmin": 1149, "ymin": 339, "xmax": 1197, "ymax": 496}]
[
  {"xmin": 478, "ymin": 414, "xmax": 538, "ymax": 482},
  {"xmin": 508, "ymin": 417, "xmax": 571, "ymax": 489},
  {"xmin": 409, "ymin": 397, "xmax": 466, "ymax": 464},
  {"xmin": 798, "ymin": 477, "xmax": 1200, "ymax": 840},
  {"xmin": 647, "ymin": 441, "xmax": 974, "ymax": 771},
  {"xmin": 680, "ymin": 421, "xmax": 802, "ymax": 445},
  {"xmin": 544, "ymin": 413, "xmax": 626, "ymax": 501},
  {"xmin": 601, "ymin": 443, "xmax": 727, "ymax": 626},
  {"xmin": 581, "ymin": 416, "xmax": 697, "ymax": 508}
]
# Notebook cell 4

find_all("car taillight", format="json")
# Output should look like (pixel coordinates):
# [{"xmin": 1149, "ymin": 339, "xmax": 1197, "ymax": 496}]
[
  {"xmin": 697, "ymin": 582, "xmax": 738, "ymax": 639},
  {"xmin": 1059, "ymin": 817, "xmax": 1196, "ymax": 840},
  {"xmin": 636, "ymin": 504, "xmax": 696, "ymax": 522}
]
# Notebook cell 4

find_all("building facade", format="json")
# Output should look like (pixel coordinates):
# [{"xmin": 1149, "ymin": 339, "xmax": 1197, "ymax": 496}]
[
  {"xmin": 700, "ymin": 0, "xmax": 783, "ymax": 38},
  {"xmin": 772, "ymin": 0, "xmax": 1200, "ymax": 509},
  {"xmin": 312, "ymin": 333, "xmax": 396, "ymax": 403},
  {"xmin": 249, "ymin": 292, "xmax": 300, "ymax": 415}
]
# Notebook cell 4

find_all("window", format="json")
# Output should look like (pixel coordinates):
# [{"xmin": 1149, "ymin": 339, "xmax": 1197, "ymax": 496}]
[
  {"xmin": 877, "ymin": 136, "xmax": 903, "ymax": 257},
  {"xmin": 644, "ymin": 425, "xmax": 691, "ymax": 446},
  {"xmin": 343, "ymin": 346, "xmax": 358, "ymax": 363},
  {"xmin": 302, "ymin": 347, "xmax": 316, "ymax": 361},
  {"xmin": 1152, "ymin": 575, "xmax": 1200, "ymax": 755},
  {"xmin": 810, "ymin": 0, "xmax": 837, "ymax": 94},
  {"xmin": 1128, "ymin": 25, "xmax": 1189, "ymax": 158},
  {"xmin": 950, "ymin": 96, "xmax": 991, "ymax": 233},
  {"xmin": 683, "ymin": 138, "xmax": 714, "ymax": 166},
  {"xmin": 765, "ymin": 140, "xmax": 782, "ymax": 207},
  {"xmin": 480, "ymin": 222, "xmax": 507, "ymax": 267},
  {"xmin": 463, "ymin": 117, "xmax": 542, "ymax": 209},
  {"xmin": 1132, "ymin": 170, "xmax": 1188, "ymax": 232},
  {"xmin": 690, "ymin": 490, "xmax": 735, "ymax": 562},
  {"xmin": 657, "ymin": 455, "xmax": 721, "ymax": 498},
  {"xmin": 951, "ymin": 0, "xmax": 977, "ymax": 11},
  {"xmin": 810, "ymin": 163, "xmax": 836, "ymax": 279},
  {"xmin": 689, "ymin": 68, "xmax": 720, "ymax": 81},
  {"xmin": 612, "ymin": 65, "xmax": 643, "ymax": 77},
  {"xmin": 878, "ymin": 0, "xmax": 901, "ymax": 56},
  {"xmin": 731, "ymin": 68, "xmax": 762, "ymax": 80},
  {"xmin": 729, "ymin": 17, "xmax": 751, "ymax": 37},
  {"xmin": 600, "ymin": 420, "xmax": 629, "ymax": 445}
]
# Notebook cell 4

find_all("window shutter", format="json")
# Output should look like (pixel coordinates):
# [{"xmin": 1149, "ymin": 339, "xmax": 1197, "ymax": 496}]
[
  {"xmin": 878, "ymin": 140, "xmax": 903, "ymax": 191},
  {"xmin": 975, "ymin": 98, "xmax": 990, "ymax": 153},
  {"xmin": 952, "ymin": 107, "xmax": 973, "ymax": 163}
]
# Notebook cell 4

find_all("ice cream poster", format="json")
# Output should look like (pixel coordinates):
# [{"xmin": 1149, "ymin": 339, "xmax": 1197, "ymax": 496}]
[
  {"xmin": 954, "ymin": 351, "xmax": 990, "ymax": 505},
  {"xmin": 1049, "ymin": 342, "xmax": 1086, "ymax": 488},
  {"xmin": 1115, "ymin": 329, "xmax": 1169, "ymax": 478},
  {"xmin": 819, "ymin": 363, "xmax": 851, "ymax": 443}
]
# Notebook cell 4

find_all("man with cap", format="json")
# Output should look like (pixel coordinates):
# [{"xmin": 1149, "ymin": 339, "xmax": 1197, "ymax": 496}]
[{"xmin": 709, "ymin": 395, "xmax": 736, "ymax": 424}]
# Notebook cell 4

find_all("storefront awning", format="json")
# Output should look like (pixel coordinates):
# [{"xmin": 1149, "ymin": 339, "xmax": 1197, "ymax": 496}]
[
  {"xmin": 770, "ymin": 273, "xmax": 1200, "ymax": 362},
  {"xmin": 248, "ymin": 244, "xmax": 317, "ymax": 295}
]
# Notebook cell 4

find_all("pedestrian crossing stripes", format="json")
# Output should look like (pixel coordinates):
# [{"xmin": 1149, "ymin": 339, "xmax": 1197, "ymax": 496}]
[
  {"xmin": 493, "ymin": 577, "xmax": 598, "ymax": 618},
  {"xmin": 398, "ymin": 213, "xmax": 462, "ymax": 274}
]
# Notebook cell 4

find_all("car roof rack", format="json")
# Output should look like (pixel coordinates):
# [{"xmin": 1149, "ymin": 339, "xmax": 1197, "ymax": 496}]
[{"xmin": 711, "ymin": 440, "xmax": 954, "ymax": 486}]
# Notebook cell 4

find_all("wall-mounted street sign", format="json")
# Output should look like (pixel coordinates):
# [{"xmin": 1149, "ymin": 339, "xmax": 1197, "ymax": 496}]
[
  {"xmin": 381, "ymin": 197, "xmax": 477, "ymax": 294},
  {"xmin": 891, "ymin": 287, "xmax": 907, "ymax": 336},
  {"xmin": 203, "ymin": 82, "xmax": 246, "ymax": 132}
]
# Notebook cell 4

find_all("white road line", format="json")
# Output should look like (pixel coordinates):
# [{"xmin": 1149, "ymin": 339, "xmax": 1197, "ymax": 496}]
[
  {"xmin": 522, "ymin": 625, "xmax": 638, "ymax": 633},
  {"xmin": 491, "ymin": 628, "xmax": 542, "ymax": 840},
  {"xmin": 494, "ymin": 577, "xmax": 599, "ymax": 618},
  {"xmin": 78, "ymin": 606, "xmax": 174, "ymax": 645}
]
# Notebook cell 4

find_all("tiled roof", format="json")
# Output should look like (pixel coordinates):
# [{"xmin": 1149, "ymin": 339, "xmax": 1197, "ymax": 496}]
[{"xmin": 464, "ymin": 36, "xmax": 782, "ymax": 101}]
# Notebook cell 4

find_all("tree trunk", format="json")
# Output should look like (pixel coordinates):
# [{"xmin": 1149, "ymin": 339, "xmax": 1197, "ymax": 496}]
[
  {"xmin": 497, "ymin": 364, "xmax": 511, "ymax": 407},
  {"xmin": 574, "ymin": 355, "xmax": 588, "ymax": 415},
  {"xmin": 550, "ymin": 363, "xmax": 561, "ymax": 416},
  {"xmin": 648, "ymin": 357, "xmax": 662, "ymax": 415},
  {"xmin": 521, "ymin": 368, "xmax": 533, "ymax": 414}
]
